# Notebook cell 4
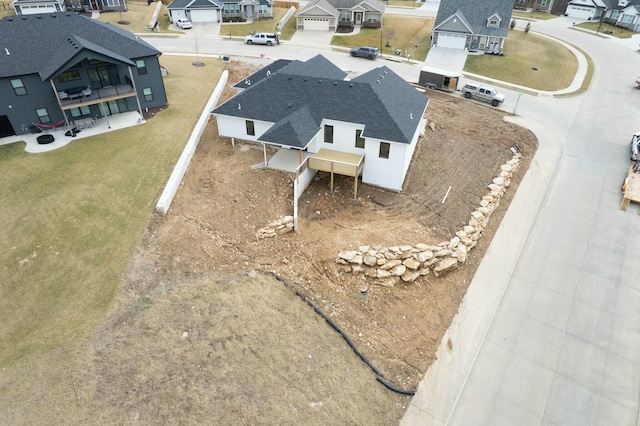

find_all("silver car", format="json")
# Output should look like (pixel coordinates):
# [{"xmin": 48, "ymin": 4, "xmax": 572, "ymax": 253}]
[{"xmin": 244, "ymin": 32, "xmax": 279, "ymax": 46}]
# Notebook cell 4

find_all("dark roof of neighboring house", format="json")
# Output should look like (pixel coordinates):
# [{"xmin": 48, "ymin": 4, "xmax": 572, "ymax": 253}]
[
  {"xmin": 608, "ymin": 0, "xmax": 640, "ymax": 10},
  {"xmin": 0, "ymin": 13, "xmax": 161, "ymax": 80},
  {"xmin": 212, "ymin": 55, "xmax": 428, "ymax": 148},
  {"xmin": 434, "ymin": 0, "xmax": 512, "ymax": 37}
]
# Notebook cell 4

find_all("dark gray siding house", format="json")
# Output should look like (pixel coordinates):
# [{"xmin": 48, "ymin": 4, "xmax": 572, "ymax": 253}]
[{"xmin": 0, "ymin": 12, "xmax": 167, "ymax": 138}]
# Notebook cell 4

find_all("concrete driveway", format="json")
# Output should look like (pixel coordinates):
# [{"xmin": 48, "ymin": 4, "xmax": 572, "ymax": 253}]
[{"xmin": 424, "ymin": 46, "xmax": 469, "ymax": 72}]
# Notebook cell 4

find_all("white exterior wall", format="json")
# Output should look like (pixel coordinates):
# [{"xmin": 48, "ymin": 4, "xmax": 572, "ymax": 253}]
[
  {"xmin": 362, "ymin": 140, "xmax": 408, "ymax": 191},
  {"xmin": 215, "ymin": 115, "xmax": 274, "ymax": 142}
]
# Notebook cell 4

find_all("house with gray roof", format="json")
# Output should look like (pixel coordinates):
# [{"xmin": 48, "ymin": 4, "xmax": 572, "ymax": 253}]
[
  {"xmin": 296, "ymin": 0, "xmax": 384, "ymax": 31},
  {"xmin": 0, "ymin": 13, "xmax": 167, "ymax": 139},
  {"xmin": 212, "ymin": 55, "xmax": 429, "ymax": 191},
  {"xmin": 432, "ymin": 0, "xmax": 513, "ymax": 54},
  {"xmin": 166, "ymin": 0, "xmax": 272, "ymax": 24},
  {"xmin": 602, "ymin": 0, "xmax": 640, "ymax": 30}
]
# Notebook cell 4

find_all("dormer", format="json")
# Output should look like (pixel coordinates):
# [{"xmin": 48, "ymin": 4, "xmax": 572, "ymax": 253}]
[
  {"xmin": 618, "ymin": 0, "xmax": 629, "ymax": 6},
  {"xmin": 487, "ymin": 13, "xmax": 501, "ymax": 28}
]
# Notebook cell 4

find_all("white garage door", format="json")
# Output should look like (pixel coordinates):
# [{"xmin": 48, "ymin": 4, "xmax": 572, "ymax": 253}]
[
  {"xmin": 566, "ymin": 5, "xmax": 594, "ymax": 20},
  {"xmin": 436, "ymin": 33, "xmax": 467, "ymax": 49},
  {"xmin": 304, "ymin": 18, "xmax": 329, "ymax": 31},
  {"xmin": 189, "ymin": 9, "xmax": 218, "ymax": 22},
  {"xmin": 21, "ymin": 4, "xmax": 58, "ymax": 14}
]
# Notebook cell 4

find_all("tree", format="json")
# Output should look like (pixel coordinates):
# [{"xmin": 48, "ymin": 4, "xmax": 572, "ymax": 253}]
[
  {"xmin": 510, "ymin": 19, "xmax": 516, "ymax": 30},
  {"xmin": 524, "ymin": 21, "xmax": 531, "ymax": 33}
]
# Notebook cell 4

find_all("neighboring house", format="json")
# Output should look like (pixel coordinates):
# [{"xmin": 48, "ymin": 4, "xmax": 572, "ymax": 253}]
[
  {"xmin": 0, "ymin": 13, "xmax": 167, "ymax": 138},
  {"xmin": 11, "ymin": 0, "xmax": 65, "ymax": 15},
  {"xmin": 64, "ymin": 0, "xmax": 127, "ymax": 13},
  {"xmin": 166, "ymin": 0, "xmax": 272, "ymax": 24},
  {"xmin": 564, "ymin": 0, "xmax": 607, "ymax": 19},
  {"xmin": 604, "ymin": 0, "xmax": 640, "ymax": 30},
  {"xmin": 212, "ymin": 55, "xmax": 429, "ymax": 191},
  {"xmin": 296, "ymin": 0, "xmax": 384, "ymax": 31},
  {"xmin": 432, "ymin": 0, "xmax": 513, "ymax": 54},
  {"xmin": 512, "ymin": 0, "xmax": 556, "ymax": 12}
]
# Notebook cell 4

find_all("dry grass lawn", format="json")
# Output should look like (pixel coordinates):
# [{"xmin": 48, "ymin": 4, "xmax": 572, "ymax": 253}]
[
  {"xmin": 332, "ymin": 16, "xmax": 433, "ymax": 60},
  {"xmin": 0, "ymin": 56, "xmax": 225, "ymax": 369},
  {"xmin": 465, "ymin": 29, "xmax": 578, "ymax": 91}
]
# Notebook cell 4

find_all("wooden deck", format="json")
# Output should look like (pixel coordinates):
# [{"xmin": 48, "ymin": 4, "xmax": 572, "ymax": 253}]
[
  {"xmin": 620, "ymin": 163, "xmax": 640, "ymax": 211},
  {"xmin": 308, "ymin": 148, "xmax": 365, "ymax": 197}
]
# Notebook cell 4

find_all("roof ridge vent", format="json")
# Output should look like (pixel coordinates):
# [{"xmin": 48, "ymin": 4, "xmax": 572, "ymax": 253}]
[
  {"xmin": 376, "ymin": 80, "xmax": 380, "ymax": 84},
  {"xmin": 36, "ymin": 15, "xmax": 42, "ymax": 18}
]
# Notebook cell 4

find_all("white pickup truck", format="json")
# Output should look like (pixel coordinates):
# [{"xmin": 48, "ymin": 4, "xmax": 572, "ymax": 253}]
[{"xmin": 461, "ymin": 83, "xmax": 505, "ymax": 107}]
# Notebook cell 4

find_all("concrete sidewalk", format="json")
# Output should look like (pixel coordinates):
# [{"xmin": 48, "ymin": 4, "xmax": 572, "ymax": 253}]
[{"xmin": 402, "ymin": 16, "xmax": 640, "ymax": 426}]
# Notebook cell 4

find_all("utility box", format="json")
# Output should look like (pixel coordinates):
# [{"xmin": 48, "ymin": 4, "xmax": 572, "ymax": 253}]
[{"xmin": 419, "ymin": 66, "xmax": 460, "ymax": 92}]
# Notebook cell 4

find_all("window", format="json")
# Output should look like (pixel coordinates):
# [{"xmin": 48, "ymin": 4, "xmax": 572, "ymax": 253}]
[
  {"xmin": 136, "ymin": 59, "xmax": 147, "ymax": 75},
  {"xmin": 10, "ymin": 79, "xmax": 27, "ymax": 96},
  {"xmin": 355, "ymin": 130, "xmax": 365, "ymax": 149},
  {"xmin": 610, "ymin": 10, "xmax": 620, "ymax": 19},
  {"xmin": 143, "ymin": 87, "xmax": 153, "ymax": 102},
  {"xmin": 58, "ymin": 70, "xmax": 81, "ymax": 82},
  {"xmin": 367, "ymin": 16, "xmax": 378, "ymax": 23},
  {"xmin": 540, "ymin": 0, "xmax": 547, "ymax": 6},
  {"xmin": 246, "ymin": 120, "xmax": 255, "ymax": 136},
  {"xmin": 488, "ymin": 19, "xmax": 499, "ymax": 27},
  {"xmin": 36, "ymin": 108, "xmax": 51, "ymax": 124},
  {"xmin": 258, "ymin": 4, "xmax": 267, "ymax": 13},
  {"xmin": 324, "ymin": 125, "xmax": 333, "ymax": 143},
  {"xmin": 622, "ymin": 13, "xmax": 634, "ymax": 23},
  {"xmin": 69, "ymin": 105, "xmax": 91, "ymax": 118},
  {"xmin": 340, "ymin": 10, "xmax": 350, "ymax": 22},
  {"xmin": 379, "ymin": 142, "xmax": 390, "ymax": 159},
  {"xmin": 223, "ymin": 3, "xmax": 240, "ymax": 13}
]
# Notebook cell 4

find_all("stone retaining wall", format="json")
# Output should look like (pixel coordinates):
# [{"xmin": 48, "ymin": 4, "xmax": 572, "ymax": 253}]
[{"xmin": 334, "ymin": 153, "xmax": 521, "ymax": 285}]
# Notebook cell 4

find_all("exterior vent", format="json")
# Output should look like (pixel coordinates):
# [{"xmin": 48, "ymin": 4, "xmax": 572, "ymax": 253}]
[
  {"xmin": 288, "ymin": 102, "xmax": 292, "ymax": 108},
  {"xmin": 238, "ymin": 103, "xmax": 241, "ymax": 110},
  {"xmin": 5, "ymin": 48, "xmax": 10, "ymax": 55}
]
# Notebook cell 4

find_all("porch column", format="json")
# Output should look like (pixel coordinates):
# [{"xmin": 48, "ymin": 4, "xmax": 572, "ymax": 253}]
[
  {"xmin": 50, "ymin": 79, "xmax": 71, "ymax": 129},
  {"xmin": 128, "ymin": 65, "xmax": 144, "ymax": 120}
]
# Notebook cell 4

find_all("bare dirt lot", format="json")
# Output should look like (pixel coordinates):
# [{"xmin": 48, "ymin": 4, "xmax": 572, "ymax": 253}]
[{"xmin": 47, "ymin": 62, "xmax": 537, "ymax": 425}]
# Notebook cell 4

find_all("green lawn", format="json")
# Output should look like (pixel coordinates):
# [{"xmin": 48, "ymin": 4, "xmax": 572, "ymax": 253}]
[
  {"xmin": 575, "ymin": 20, "xmax": 636, "ymax": 39},
  {"xmin": 332, "ymin": 16, "xmax": 433, "ymax": 61},
  {"xmin": 465, "ymin": 29, "xmax": 578, "ymax": 91},
  {"xmin": 0, "ymin": 56, "xmax": 225, "ymax": 367}
]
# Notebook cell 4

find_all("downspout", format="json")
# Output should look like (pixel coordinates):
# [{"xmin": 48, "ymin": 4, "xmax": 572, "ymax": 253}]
[
  {"xmin": 128, "ymin": 65, "xmax": 144, "ymax": 121},
  {"xmin": 50, "ymin": 79, "xmax": 71, "ymax": 129}
]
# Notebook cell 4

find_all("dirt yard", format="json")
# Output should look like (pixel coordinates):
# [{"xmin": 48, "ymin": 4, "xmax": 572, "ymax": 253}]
[{"xmin": 58, "ymin": 61, "xmax": 537, "ymax": 425}]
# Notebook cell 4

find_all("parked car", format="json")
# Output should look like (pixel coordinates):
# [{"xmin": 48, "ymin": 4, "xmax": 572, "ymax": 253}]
[
  {"xmin": 350, "ymin": 46, "xmax": 379, "ymax": 60},
  {"xmin": 631, "ymin": 132, "xmax": 640, "ymax": 161},
  {"xmin": 461, "ymin": 82, "xmax": 505, "ymax": 107},
  {"xmin": 176, "ymin": 19, "xmax": 192, "ymax": 29},
  {"xmin": 244, "ymin": 32, "xmax": 279, "ymax": 46}
]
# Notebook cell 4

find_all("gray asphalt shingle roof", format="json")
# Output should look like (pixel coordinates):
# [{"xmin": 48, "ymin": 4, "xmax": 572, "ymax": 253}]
[
  {"xmin": 213, "ymin": 55, "xmax": 428, "ymax": 149},
  {"xmin": 434, "ymin": 0, "xmax": 512, "ymax": 37},
  {"xmin": 0, "ymin": 12, "xmax": 161, "ymax": 80}
]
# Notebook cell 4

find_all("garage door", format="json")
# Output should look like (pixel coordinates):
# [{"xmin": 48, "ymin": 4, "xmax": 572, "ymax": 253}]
[
  {"xmin": 304, "ymin": 18, "xmax": 329, "ymax": 31},
  {"xmin": 189, "ymin": 9, "xmax": 218, "ymax": 22},
  {"xmin": 21, "ymin": 4, "xmax": 58, "ymax": 14},
  {"xmin": 566, "ymin": 5, "xmax": 594, "ymax": 20},
  {"xmin": 436, "ymin": 33, "xmax": 467, "ymax": 49}
]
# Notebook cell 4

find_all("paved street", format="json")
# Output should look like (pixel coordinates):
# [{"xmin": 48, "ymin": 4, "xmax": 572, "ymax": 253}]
[{"xmin": 143, "ymin": 15, "xmax": 640, "ymax": 425}]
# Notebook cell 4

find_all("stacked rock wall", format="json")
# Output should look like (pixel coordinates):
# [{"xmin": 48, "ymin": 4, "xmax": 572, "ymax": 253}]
[{"xmin": 334, "ymin": 153, "xmax": 521, "ymax": 284}]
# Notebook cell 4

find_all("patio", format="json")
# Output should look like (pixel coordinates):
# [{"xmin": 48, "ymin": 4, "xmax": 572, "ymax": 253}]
[{"xmin": 0, "ymin": 111, "xmax": 145, "ymax": 153}]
